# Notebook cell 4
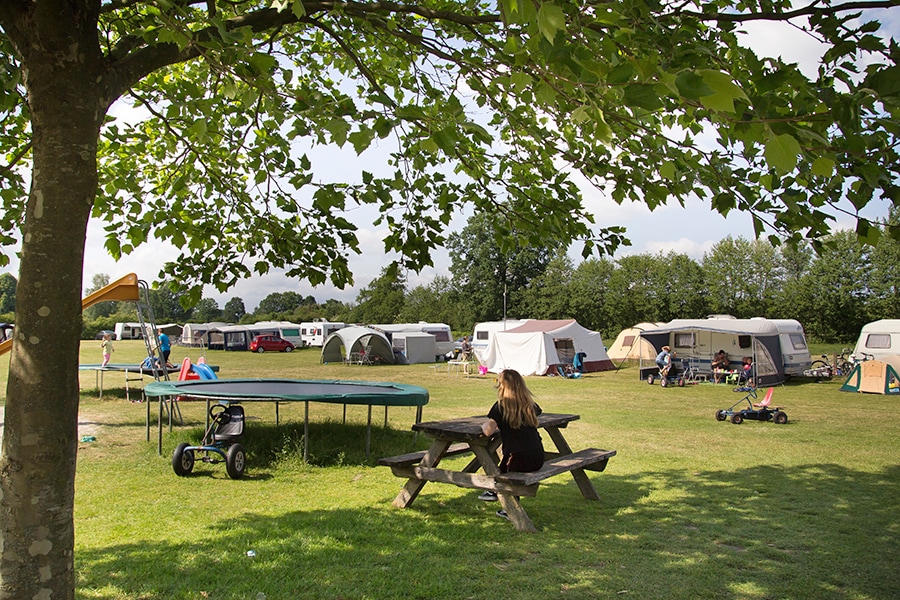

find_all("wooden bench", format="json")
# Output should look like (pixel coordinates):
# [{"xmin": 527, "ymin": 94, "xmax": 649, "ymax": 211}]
[
  {"xmin": 494, "ymin": 448, "xmax": 616, "ymax": 487},
  {"xmin": 378, "ymin": 442, "xmax": 473, "ymax": 468}
]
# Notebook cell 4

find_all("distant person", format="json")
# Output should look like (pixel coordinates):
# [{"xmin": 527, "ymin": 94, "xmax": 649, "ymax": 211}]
[
  {"xmin": 478, "ymin": 369, "xmax": 545, "ymax": 520},
  {"xmin": 100, "ymin": 333, "xmax": 114, "ymax": 368},
  {"xmin": 711, "ymin": 349, "xmax": 729, "ymax": 383},
  {"xmin": 459, "ymin": 336, "xmax": 472, "ymax": 360},
  {"xmin": 158, "ymin": 332, "xmax": 172, "ymax": 367},
  {"xmin": 741, "ymin": 356, "xmax": 753, "ymax": 383},
  {"xmin": 655, "ymin": 345, "xmax": 672, "ymax": 373}
]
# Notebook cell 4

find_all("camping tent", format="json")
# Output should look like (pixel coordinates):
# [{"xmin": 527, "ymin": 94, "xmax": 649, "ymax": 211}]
[
  {"xmin": 320, "ymin": 326, "xmax": 396, "ymax": 365},
  {"xmin": 607, "ymin": 322, "xmax": 664, "ymax": 362},
  {"xmin": 391, "ymin": 331, "xmax": 438, "ymax": 364},
  {"xmin": 480, "ymin": 319, "xmax": 613, "ymax": 376},
  {"xmin": 639, "ymin": 318, "xmax": 788, "ymax": 386},
  {"xmin": 852, "ymin": 320, "xmax": 900, "ymax": 361},
  {"xmin": 840, "ymin": 355, "xmax": 900, "ymax": 394}
]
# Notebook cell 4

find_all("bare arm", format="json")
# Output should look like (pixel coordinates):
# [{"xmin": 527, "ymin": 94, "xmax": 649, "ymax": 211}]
[{"xmin": 481, "ymin": 418, "xmax": 498, "ymax": 437}]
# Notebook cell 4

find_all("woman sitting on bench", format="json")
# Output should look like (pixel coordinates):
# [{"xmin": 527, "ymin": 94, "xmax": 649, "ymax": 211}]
[{"xmin": 477, "ymin": 369, "xmax": 545, "ymax": 517}]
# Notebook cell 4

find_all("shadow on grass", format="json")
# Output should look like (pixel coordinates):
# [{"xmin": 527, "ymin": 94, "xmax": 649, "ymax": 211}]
[
  {"xmin": 76, "ymin": 463, "xmax": 899, "ymax": 599},
  {"xmin": 167, "ymin": 421, "xmax": 426, "ymax": 468}
]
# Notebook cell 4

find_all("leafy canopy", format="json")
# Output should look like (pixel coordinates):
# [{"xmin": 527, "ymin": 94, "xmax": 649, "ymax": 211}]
[{"xmin": 0, "ymin": 0, "xmax": 897, "ymax": 302}]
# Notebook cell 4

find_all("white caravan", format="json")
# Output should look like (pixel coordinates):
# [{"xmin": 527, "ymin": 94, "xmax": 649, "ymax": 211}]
[{"xmin": 300, "ymin": 321, "xmax": 346, "ymax": 347}]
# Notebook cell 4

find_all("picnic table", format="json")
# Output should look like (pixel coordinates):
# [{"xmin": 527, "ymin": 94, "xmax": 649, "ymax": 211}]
[{"xmin": 379, "ymin": 413, "xmax": 616, "ymax": 532}]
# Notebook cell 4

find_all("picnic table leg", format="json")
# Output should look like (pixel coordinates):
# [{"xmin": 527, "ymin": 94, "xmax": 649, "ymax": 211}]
[
  {"xmin": 391, "ymin": 439, "xmax": 452, "ymax": 508},
  {"xmin": 470, "ymin": 445, "xmax": 537, "ymax": 533},
  {"xmin": 460, "ymin": 436, "xmax": 501, "ymax": 473},
  {"xmin": 544, "ymin": 427, "xmax": 601, "ymax": 501}
]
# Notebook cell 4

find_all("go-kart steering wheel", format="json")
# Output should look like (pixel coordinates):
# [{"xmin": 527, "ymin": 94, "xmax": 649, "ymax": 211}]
[{"xmin": 209, "ymin": 403, "xmax": 231, "ymax": 423}]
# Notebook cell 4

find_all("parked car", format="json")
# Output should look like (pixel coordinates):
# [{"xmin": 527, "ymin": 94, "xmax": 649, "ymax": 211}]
[
  {"xmin": 95, "ymin": 329, "xmax": 117, "ymax": 340},
  {"xmin": 249, "ymin": 335, "xmax": 295, "ymax": 353}
]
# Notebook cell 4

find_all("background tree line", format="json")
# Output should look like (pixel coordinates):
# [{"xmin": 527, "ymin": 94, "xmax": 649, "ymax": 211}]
[{"xmin": 2, "ymin": 213, "xmax": 894, "ymax": 345}]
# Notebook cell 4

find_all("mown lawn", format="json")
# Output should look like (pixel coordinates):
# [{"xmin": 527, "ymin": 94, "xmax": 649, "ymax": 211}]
[{"xmin": 2, "ymin": 341, "xmax": 898, "ymax": 599}]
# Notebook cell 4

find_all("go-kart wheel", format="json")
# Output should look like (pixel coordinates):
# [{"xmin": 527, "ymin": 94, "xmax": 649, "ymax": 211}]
[
  {"xmin": 226, "ymin": 443, "xmax": 246, "ymax": 479},
  {"xmin": 773, "ymin": 410, "xmax": 788, "ymax": 424},
  {"xmin": 647, "ymin": 375, "xmax": 655, "ymax": 385},
  {"xmin": 731, "ymin": 413, "xmax": 743, "ymax": 425},
  {"xmin": 715, "ymin": 410, "xmax": 727, "ymax": 421},
  {"xmin": 661, "ymin": 377, "xmax": 668, "ymax": 388},
  {"xmin": 172, "ymin": 442, "xmax": 195, "ymax": 476}
]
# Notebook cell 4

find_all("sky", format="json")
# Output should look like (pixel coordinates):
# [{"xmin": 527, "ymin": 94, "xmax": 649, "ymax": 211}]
[{"xmin": 8, "ymin": 9, "xmax": 900, "ymax": 313}]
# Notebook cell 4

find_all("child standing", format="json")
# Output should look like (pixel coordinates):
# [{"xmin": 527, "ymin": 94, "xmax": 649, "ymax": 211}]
[
  {"xmin": 478, "ymin": 369, "xmax": 545, "ymax": 518},
  {"xmin": 100, "ymin": 333, "xmax": 114, "ymax": 367}
]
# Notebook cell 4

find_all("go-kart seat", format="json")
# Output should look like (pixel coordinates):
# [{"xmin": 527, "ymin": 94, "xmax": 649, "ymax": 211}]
[
  {"xmin": 213, "ymin": 405, "xmax": 245, "ymax": 442},
  {"xmin": 752, "ymin": 388, "xmax": 774, "ymax": 408}
]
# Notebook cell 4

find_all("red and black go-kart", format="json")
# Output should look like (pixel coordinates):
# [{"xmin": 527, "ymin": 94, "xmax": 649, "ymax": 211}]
[{"xmin": 715, "ymin": 387, "xmax": 788, "ymax": 425}]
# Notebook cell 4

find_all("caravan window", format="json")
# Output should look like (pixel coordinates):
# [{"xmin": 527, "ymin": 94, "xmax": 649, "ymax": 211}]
[
  {"xmin": 739, "ymin": 335, "xmax": 752, "ymax": 348},
  {"xmin": 789, "ymin": 333, "xmax": 808, "ymax": 350},
  {"xmin": 674, "ymin": 333, "xmax": 693, "ymax": 349},
  {"xmin": 426, "ymin": 329, "xmax": 451, "ymax": 342},
  {"xmin": 476, "ymin": 331, "xmax": 489, "ymax": 341},
  {"xmin": 865, "ymin": 333, "xmax": 892, "ymax": 349},
  {"xmin": 281, "ymin": 328, "xmax": 300, "ymax": 337}
]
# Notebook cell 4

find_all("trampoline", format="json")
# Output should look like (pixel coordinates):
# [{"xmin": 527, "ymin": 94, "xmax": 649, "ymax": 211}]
[{"xmin": 143, "ymin": 378, "xmax": 429, "ymax": 459}]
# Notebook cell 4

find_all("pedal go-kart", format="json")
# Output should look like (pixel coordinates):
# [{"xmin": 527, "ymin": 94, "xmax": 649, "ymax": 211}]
[
  {"xmin": 173, "ymin": 403, "xmax": 247, "ymax": 479},
  {"xmin": 715, "ymin": 387, "xmax": 788, "ymax": 425}
]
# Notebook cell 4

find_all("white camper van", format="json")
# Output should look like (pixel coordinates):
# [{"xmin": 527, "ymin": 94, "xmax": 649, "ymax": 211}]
[
  {"xmin": 471, "ymin": 320, "xmax": 530, "ymax": 360},
  {"xmin": 301, "ymin": 321, "xmax": 346, "ymax": 347}
]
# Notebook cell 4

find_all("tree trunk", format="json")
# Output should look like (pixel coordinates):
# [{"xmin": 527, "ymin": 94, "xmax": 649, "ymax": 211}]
[{"xmin": 0, "ymin": 5, "xmax": 104, "ymax": 598}]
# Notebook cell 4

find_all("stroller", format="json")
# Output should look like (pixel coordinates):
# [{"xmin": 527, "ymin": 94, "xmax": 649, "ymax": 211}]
[{"xmin": 173, "ymin": 403, "xmax": 247, "ymax": 479}]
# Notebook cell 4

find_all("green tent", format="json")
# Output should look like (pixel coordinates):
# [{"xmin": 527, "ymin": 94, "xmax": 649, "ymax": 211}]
[{"xmin": 840, "ymin": 355, "xmax": 900, "ymax": 394}]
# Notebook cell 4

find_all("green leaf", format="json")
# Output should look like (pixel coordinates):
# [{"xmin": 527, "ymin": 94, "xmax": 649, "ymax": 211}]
[
  {"xmin": 811, "ymin": 156, "xmax": 835, "ymax": 177},
  {"xmin": 623, "ymin": 84, "xmax": 663, "ymax": 111},
  {"xmin": 291, "ymin": 0, "xmax": 307, "ymax": 18},
  {"xmin": 537, "ymin": 3, "xmax": 567, "ymax": 43},
  {"xmin": 697, "ymin": 70, "xmax": 747, "ymax": 113},
  {"xmin": 764, "ymin": 133, "xmax": 801, "ymax": 175},
  {"xmin": 675, "ymin": 70, "xmax": 712, "ymax": 101}
]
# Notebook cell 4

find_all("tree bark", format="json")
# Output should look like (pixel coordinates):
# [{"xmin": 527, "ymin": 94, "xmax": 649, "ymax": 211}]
[{"xmin": 0, "ymin": 3, "xmax": 104, "ymax": 598}]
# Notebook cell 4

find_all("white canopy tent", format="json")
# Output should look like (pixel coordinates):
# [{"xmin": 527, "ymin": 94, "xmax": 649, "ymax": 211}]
[
  {"xmin": 321, "ymin": 326, "xmax": 396, "ymax": 365},
  {"xmin": 480, "ymin": 319, "xmax": 613, "ymax": 376}
]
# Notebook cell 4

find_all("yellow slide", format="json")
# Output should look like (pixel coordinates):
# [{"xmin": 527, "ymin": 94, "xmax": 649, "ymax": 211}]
[{"xmin": 0, "ymin": 273, "xmax": 140, "ymax": 356}]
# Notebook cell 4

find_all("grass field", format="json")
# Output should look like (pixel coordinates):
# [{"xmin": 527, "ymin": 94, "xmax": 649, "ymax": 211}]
[{"xmin": 1, "ymin": 341, "xmax": 898, "ymax": 599}]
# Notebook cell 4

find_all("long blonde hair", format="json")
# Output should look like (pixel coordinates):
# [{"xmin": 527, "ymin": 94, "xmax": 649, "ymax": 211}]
[{"xmin": 496, "ymin": 369, "xmax": 538, "ymax": 429}]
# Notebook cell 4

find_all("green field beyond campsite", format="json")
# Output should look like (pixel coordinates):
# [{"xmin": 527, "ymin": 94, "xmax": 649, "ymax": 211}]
[{"xmin": 2, "ymin": 341, "xmax": 898, "ymax": 599}]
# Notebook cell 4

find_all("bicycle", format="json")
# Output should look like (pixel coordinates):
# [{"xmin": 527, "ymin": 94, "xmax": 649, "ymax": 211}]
[{"xmin": 809, "ymin": 348, "xmax": 873, "ymax": 377}]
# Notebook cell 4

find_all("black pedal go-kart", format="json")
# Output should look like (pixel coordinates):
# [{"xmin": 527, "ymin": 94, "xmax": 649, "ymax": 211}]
[
  {"xmin": 715, "ymin": 387, "xmax": 788, "ymax": 425},
  {"xmin": 173, "ymin": 403, "xmax": 247, "ymax": 479}
]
